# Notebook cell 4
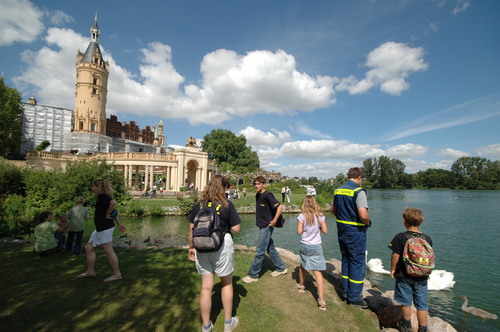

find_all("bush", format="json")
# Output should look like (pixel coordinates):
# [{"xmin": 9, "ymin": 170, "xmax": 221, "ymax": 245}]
[
  {"xmin": 149, "ymin": 206, "xmax": 165, "ymax": 217},
  {"xmin": 0, "ymin": 159, "xmax": 25, "ymax": 196},
  {"xmin": 4, "ymin": 194, "xmax": 26, "ymax": 218},
  {"xmin": 178, "ymin": 196, "xmax": 197, "ymax": 215},
  {"xmin": 123, "ymin": 201, "xmax": 145, "ymax": 217}
]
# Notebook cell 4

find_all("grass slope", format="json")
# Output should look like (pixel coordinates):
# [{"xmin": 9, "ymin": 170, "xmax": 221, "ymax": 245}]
[{"xmin": 0, "ymin": 243, "xmax": 378, "ymax": 332}]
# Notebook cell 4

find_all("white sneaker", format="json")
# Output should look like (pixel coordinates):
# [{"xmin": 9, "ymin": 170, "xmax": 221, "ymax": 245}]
[
  {"xmin": 201, "ymin": 321, "xmax": 213, "ymax": 332},
  {"xmin": 242, "ymin": 276, "xmax": 258, "ymax": 283},
  {"xmin": 271, "ymin": 268, "xmax": 288, "ymax": 277},
  {"xmin": 224, "ymin": 316, "xmax": 239, "ymax": 332}
]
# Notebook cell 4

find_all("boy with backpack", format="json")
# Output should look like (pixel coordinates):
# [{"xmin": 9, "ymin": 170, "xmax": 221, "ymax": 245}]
[{"xmin": 388, "ymin": 207, "xmax": 434, "ymax": 332}]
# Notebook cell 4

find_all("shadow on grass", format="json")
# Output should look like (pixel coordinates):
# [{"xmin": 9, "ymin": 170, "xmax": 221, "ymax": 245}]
[{"xmin": 0, "ymin": 244, "xmax": 200, "ymax": 332}]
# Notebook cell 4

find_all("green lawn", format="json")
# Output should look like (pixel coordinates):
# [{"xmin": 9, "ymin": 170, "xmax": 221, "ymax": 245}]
[{"xmin": 0, "ymin": 243, "xmax": 378, "ymax": 332}]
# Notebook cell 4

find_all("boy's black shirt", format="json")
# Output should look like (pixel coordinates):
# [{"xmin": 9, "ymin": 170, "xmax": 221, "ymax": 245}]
[
  {"xmin": 388, "ymin": 231, "xmax": 433, "ymax": 280},
  {"xmin": 255, "ymin": 190, "xmax": 280, "ymax": 228}
]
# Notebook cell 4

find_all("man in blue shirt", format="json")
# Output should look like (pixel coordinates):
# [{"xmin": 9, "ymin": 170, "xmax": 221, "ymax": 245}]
[{"xmin": 330, "ymin": 167, "xmax": 371, "ymax": 308}]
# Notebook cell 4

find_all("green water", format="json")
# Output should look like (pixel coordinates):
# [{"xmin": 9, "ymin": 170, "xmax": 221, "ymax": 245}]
[{"xmin": 115, "ymin": 190, "xmax": 500, "ymax": 332}]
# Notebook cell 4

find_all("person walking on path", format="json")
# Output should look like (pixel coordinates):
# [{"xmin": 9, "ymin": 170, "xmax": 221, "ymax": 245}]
[
  {"xmin": 77, "ymin": 179, "xmax": 124, "ymax": 282},
  {"xmin": 66, "ymin": 197, "xmax": 90, "ymax": 255},
  {"xmin": 188, "ymin": 175, "xmax": 241, "ymax": 332},
  {"xmin": 242, "ymin": 176, "xmax": 287, "ymax": 283},
  {"xmin": 330, "ymin": 167, "xmax": 371, "ymax": 307},
  {"xmin": 281, "ymin": 186, "xmax": 286, "ymax": 202},
  {"xmin": 297, "ymin": 195, "xmax": 328, "ymax": 310}
]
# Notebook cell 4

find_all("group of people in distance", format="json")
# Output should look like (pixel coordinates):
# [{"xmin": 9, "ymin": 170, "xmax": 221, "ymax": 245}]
[
  {"xmin": 190, "ymin": 168, "xmax": 431, "ymax": 332},
  {"xmin": 34, "ymin": 179, "xmax": 126, "ymax": 283}
]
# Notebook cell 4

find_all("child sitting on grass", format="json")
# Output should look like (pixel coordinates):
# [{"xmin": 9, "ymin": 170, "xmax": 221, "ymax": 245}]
[
  {"xmin": 34, "ymin": 211, "xmax": 68, "ymax": 257},
  {"xmin": 297, "ymin": 195, "xmax": 328, "ymax": 310}
]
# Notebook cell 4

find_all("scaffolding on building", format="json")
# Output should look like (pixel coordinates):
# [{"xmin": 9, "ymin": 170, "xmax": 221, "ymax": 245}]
[{"xmin": 21, "ymin": 103, "xmax": 73, "ymax": 155}]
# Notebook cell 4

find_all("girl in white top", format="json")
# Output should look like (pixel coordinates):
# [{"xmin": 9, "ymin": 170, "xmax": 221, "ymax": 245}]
[{"xmin": 297, "ymin": 195, "xmax": 328, "ymax": 310}]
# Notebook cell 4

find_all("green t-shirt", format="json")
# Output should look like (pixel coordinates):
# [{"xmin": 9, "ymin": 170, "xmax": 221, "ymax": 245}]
[
  {"xmin": 67, "ymin": 205, "xmax": 90, "ymax": 232},
  {"xmin": 35, "ymin": 221, "xmax": 59, "ymax": 252}
]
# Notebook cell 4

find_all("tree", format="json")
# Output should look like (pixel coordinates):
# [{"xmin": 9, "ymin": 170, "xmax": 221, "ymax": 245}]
[
  {"xmin": 415, "ymin": 169, "xmax": 456, "ymax": 189},
  {"xmin": 451, "ymin": 156, "xmax": 497, "ymax": 189},
  {"xmin": 201, "ymin": 129, "xmax": 260, "ymax": 173},
  {"xmin": 0, "ymin": 159, "xmax": 25, "ymax": 197},
  {"xmin": 0, "ymin": 77, "xmax": 23, "ymax": 158},
  {"xmin": 35, "ymin": 140, "xmax": 51, "ymax": 151},
  {"xmin": 363, "ymin": 156, "xmax": 406, "ymax": 189},
  {"xmin": 18, "ymin": 159, "xmax": 127, "ymax": 219}
]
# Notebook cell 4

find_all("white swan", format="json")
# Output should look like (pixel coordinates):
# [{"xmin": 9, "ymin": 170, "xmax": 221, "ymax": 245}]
[
  {"xmin": 367, "ymin": 258, "xmax": 391, "ymax": 275},
  {"xmin": 428, "ymin": 270, "xmax": 455, "ymax": 290}
]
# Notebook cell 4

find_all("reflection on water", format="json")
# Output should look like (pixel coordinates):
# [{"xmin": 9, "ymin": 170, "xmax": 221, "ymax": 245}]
[{"xmin": 114, "ymin": 215, "xmax": 190, "ymax": 248}]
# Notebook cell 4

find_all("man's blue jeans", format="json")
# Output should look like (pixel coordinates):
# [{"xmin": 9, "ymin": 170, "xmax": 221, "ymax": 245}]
[{"xmin": 247, "ymin": 226, "xmax": 286, "ymax": 278}]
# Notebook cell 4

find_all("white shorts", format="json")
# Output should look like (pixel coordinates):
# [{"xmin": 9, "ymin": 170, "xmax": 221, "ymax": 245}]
[
  {"xmin": 195, "ymin": 234, "xmax": 234, "ymax": 277},
  {"xmin": 88, "ymin": 227, "xmax": 115, "ymax": 247}
]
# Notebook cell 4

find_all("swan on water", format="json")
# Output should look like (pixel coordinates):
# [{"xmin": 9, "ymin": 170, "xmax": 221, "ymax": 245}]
[
  {"xmin": 367, "ymin": 258, "xmax": 391, "ymax": 275},
  {"xmin": 428, "ymin": 270, "xmax": 455, "ymax": 290},
  {"xmin": 460, "ymin": 296, "xmax": 498, "ymax": 320}
]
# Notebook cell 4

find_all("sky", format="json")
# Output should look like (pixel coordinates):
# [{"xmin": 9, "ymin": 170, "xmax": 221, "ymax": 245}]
[{"xmin": 1, "ymin": 0, "xmax": 499, "ymax": 179}]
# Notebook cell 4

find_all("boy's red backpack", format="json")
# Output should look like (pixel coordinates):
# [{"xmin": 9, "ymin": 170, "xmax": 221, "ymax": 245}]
[{"xmin": 402, "ymin": 233, "xmax": 435, "ymax": 277}]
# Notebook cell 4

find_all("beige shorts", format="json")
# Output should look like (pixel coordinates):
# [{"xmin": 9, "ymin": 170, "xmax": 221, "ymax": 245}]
[
  {"xmin": 195, "ymin": 233, "xmax": 234, "ymax": 277},
  {"xmin": 88, "ymin": 227, "xmax": 114, "ymax": 247}
]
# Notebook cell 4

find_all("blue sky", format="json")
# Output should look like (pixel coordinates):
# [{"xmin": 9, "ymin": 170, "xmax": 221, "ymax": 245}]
[{"xmin": 1, "ymin": 0, "xmax": 499, "ymax": 178}]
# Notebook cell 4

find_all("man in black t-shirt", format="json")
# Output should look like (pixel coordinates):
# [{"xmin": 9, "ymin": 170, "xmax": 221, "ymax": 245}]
[{"xmin": 242, "ymin": 176, "xmax": 287, "ymax": 283}]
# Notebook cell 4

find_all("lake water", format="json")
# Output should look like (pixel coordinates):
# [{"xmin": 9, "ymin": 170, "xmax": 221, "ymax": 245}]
[{"xmin": 115, "ymin": 190, "xmax": 500, "ymax": 332}]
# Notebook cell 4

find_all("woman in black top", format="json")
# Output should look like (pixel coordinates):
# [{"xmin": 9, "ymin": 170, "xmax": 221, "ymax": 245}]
[
  {"xmin": 77, "ymin": 179, "xmax": 123, "ymax": 282},
  {"xmin": 188, "ymin": 175, "xmax": 241, "ymax": 332}
]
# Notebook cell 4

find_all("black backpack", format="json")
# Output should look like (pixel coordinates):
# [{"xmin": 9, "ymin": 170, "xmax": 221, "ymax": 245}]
[{"xmin": 192, "ymin": 201, "xmax": 226, "ymax": 252}]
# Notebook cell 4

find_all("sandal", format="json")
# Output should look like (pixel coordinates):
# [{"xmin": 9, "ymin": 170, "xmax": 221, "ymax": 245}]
[
  {"xmin": 296, "ymin": 284, "xmax": 305, "ymax": 293},
  {"xmin": 103, "ymin": 275, "xmax": 122, "ymax": 282},
  {"xmin": 318, "ymin": 299, "xmax": 326, "ymax": 311},
  {"xmin": 77, "ymin": 272, "xmax": 96, "ymax": 279}
]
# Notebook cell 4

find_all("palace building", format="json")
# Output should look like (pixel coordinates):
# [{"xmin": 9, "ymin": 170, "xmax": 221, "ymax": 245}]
[{"xmin": 23, "ymin": 15, "xmax": 216, "ymax": 192}]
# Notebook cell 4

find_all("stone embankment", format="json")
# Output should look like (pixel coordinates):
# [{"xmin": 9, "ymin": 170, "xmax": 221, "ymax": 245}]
[{"xmin": 151, "ymin": 204, "xmax": 303, "ymax": 216}]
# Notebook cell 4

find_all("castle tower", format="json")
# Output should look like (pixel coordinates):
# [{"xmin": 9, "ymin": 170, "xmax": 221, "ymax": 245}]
[
  {"xmin": 154, "ymin": 120, "xmax": 165, "ymax": 146},
  {"xmin": 73, "ymin": 14, "xmax": 109, "ymax": 135},
  {"xmin": 28, "ymin": 91, "xmax": 37, "ymax": 105}
]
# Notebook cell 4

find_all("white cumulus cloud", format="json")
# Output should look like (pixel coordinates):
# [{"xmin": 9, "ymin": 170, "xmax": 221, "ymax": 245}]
[
  {"xmin": 337, "ymin": 42, "xmax": 428, "ymax": 95},
  {"xmin": 386, "ymin": 143, "xmax": 428, "ymax": 158},
  {"xmin": 475, "ymin": 144, "xmax": 500, "ymax": 160},
  {"xmin": 0, "ymin": 0, "xmax": 44, "ymax": 46},
  {"xmin": 438, "ymin": 148, "xmax": 469, "ymax": 159},
  {"xmin": 239, "ymin": 127, "xmax": 292, "ymax": 147}
]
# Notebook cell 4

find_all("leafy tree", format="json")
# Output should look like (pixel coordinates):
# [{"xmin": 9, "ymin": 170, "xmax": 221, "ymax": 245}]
[
  {"xmin": 415, "ymin": 169, "xmax": 456, "ymax": 189},
  {"xmin": 18, "ymin": 159, "xmax": 127, "ymax": 220},
  {"xmin": 201, "ymin": 129, "xmax": 260, "ymax": 173},
  {"xmin": 451, "ymin": 156, "xmax": 497, "ymax": 189},
  {"xmin": 0, "ymin": 159, "xmax": 25, "ymax": 196},
  {"xmin": 35, "ymin": 140, "xmax": 51, "ymax": 151},
  {"xmin": 0, "ymin": 77, "xmax": 23, "ymax": 158},
  {"xmin": 363, "ymin": 156, "xmax": 406, "ymax": 189}
]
